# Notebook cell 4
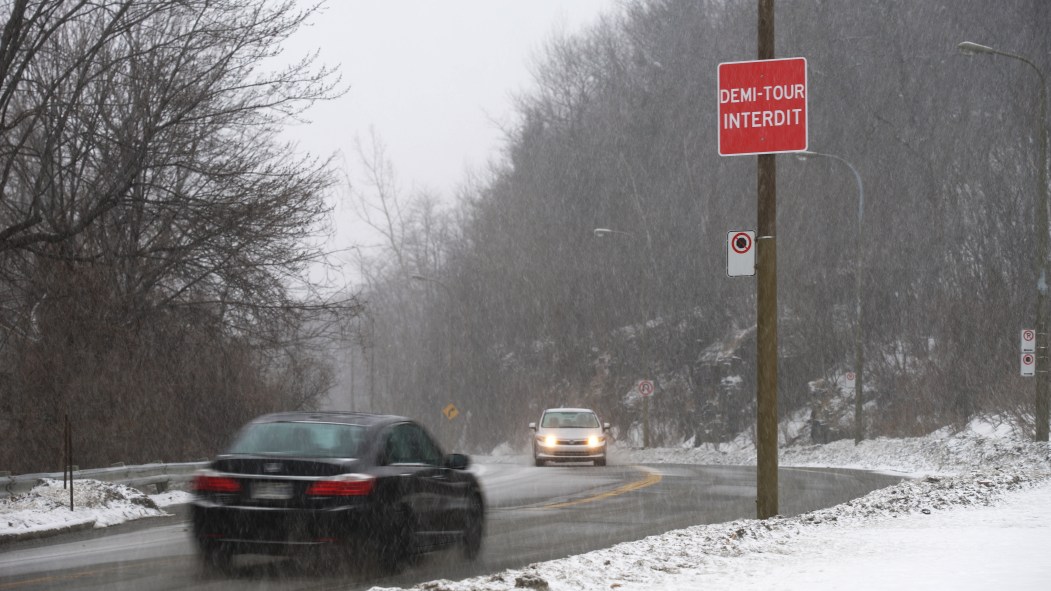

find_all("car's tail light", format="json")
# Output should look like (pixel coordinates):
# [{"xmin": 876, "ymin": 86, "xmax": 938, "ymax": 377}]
[
  {"xmin": 306, "ymin": 474, "xmax": 375, "ymax": 497},
  {"xmin": 193, "ymin": 472, "xmax": 241, "ymax": 493}
]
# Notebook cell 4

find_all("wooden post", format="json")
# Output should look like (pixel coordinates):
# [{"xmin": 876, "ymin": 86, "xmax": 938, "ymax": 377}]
[{"xmin": 755, "ymin": 0, "xmax": 779, "ymax": 520}]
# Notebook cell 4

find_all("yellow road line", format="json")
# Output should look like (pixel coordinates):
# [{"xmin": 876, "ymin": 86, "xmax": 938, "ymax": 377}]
[{"xmin": 539, "ymin": 465, "xmax": 662, "ymax": 510}]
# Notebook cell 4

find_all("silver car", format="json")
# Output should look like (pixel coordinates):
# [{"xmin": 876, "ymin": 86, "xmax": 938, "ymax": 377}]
[{"xmin": 529, "ymin": 408, "xmax": 610, "ymax": 467}]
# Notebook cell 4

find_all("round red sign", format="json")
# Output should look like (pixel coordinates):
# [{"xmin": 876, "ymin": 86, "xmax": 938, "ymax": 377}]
[{"xmin": 731, "ymin": 232, "xmax": 752, "ymax": 254}]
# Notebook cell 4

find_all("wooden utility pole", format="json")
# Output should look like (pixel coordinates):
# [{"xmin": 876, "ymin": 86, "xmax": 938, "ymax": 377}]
[{"xmin": 755, "ymin": 0, "xmax": 779, "ymax": 520}]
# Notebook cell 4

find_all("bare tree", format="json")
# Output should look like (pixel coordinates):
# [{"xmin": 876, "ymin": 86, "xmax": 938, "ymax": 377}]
[{"xmin": 0, "ymin": 0, "xmax": 359, "ymax": 473}]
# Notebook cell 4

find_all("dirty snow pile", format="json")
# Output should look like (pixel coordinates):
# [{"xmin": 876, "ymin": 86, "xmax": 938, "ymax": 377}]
[
  {"xmin": 0, "ymin": 479, "xmax": 189, "ymax": 541},
  {"xmin": 388, "ymin": 419, "xmax": 1051, "ymax": 591}
]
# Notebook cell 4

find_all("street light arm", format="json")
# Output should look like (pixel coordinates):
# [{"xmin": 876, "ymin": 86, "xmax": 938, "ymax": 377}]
[
  {"xmin": 797, "ymin": 151, "xmax": 864, "ymax": 224},
  {"xmin": 958, "ymin": 42, "xmax": 1048, "ymax": 87},
  {"xmin": 593, "ymin": 228, "xmax": 635, "ymax": 238}
]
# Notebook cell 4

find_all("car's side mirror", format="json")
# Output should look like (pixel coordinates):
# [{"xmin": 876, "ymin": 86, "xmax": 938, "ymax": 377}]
[
  {"xmin": 529, "ymin": 422, "xmax": 537, "ymax": 431},
  {"xmin": 444, "ymin": 453, "xmax": 470, "ymax": 470},
  {"xmin": 603, "ymin": 422, "xmax": 611, "ymax": 431}
]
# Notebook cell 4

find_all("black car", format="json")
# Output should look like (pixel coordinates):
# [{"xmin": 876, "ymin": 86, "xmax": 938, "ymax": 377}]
[{"xmin": 191, "ymin": 411, "xmax": 485, "ymax": 572}]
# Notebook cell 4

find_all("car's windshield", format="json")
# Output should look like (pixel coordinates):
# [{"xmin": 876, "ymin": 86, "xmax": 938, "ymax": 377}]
[
  {"xmin": 541, "ymin": 412, "xmax": 599, "ymax": 428},
  {"xmin": 226, "ymin": 421, "xmax": 366, "ymax": 458}
]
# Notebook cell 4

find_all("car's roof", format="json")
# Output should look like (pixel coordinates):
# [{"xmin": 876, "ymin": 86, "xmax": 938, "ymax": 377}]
[
  {"xmin": 250, "ymin": 411, "xmax": 409, "ymax": 427},
  {"xmin": 542, "ymin": 407, "xmax": 597, "ymax": 414}
]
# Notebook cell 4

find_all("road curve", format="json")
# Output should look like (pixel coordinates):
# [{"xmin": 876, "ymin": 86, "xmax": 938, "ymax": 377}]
[{"xmin": 0, "ymin": 463, "xmax": 904, "ymax": 590}]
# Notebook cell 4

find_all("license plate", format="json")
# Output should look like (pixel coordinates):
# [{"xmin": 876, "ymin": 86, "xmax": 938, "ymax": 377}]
[{"xmin": 252, "ymin": 481, "xmax": 293, "ymax": 500}]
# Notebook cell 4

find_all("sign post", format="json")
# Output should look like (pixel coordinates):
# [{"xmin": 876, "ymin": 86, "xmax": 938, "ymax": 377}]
[
  {"xmin": 638, "ymin": 380, "xmax": 654, "ymax": 448},
  {"xmin": 715, "ymin": 0, "xmax": 808, "ymax": 521}
]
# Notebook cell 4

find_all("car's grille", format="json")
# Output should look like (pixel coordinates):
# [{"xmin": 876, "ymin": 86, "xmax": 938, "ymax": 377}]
[
  {"xmin": 557, "ymin": 439, "xmax": 587, "ymax": 445},
  {"xmin": 552, "ymin": 450, "xmax": 594, "ymax": 457}
]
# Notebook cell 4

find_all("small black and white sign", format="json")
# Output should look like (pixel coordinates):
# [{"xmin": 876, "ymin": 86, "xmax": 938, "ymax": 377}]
[
  {"xmin": 637, "ymin": 380, "xmax": 655, "ymax": 397},
  {"xmin": 1021, "ymin": 353, "xmax": 1036, "ymax": 377},
  {"xmin": 1021, "ymin": 329, "xmax": 1036, "ymax": 354},
  {"xmin": 727, "ymin": 230, "xmax": 756, "ymax": 277}
]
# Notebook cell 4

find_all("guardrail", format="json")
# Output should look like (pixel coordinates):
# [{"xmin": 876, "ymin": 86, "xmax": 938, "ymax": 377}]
[{"xmin": 0, "ymin": 461, "xmax": 209, "ymax": 499}]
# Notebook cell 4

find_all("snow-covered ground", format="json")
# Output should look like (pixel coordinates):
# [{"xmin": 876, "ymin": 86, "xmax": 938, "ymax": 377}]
[
  {"xmin": 392, "ymin": 417, "xmax": 1051, "ymax": 591},
  {"xmin": 0, "ymin": 479, "xmax": 192, "ymax": 543},
  {"xmin": 1, "ymin": 417, "xmax": 1049, "ymax": 589}
]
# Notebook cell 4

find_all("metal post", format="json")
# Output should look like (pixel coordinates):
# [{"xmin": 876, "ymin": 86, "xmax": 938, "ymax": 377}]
[
  {"xmin": 1036, "ymin": 77, "xmax": 1049, "ymax": 442},
  {"xmin": 63, "ymin": 415, "xmax": 68, "ymax": 490},
  {"xmin": 1029, "ymin": 74, "xmax": 1046, "ymax": 441},
  {"xmin": 643, "ymin": 396, "xmax": 650, "ymax": 449},
  {"xmin": 798, "ymin": 151, "xmax": 865, "ymax": 443},
  {"xmin": 66, "ymin": 413, "xmax": 73, "ymax": 512},
  {"xmin": 958, "ymin": 42, "xmax": 1049, "ymax": 441},
  {"xmin": 854, "ymin": 179, "xmax": 864, "ymax": 445},
  {"xmin": 755, "ymin": 0, "xmax": 779, "ymax": 520}
]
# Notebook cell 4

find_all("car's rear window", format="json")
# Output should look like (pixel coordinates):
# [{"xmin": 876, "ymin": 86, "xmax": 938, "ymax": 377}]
[
  {"xmin": 226, "ymin": 421, "xmax": 366, "ymax": 459},
  {"xmin": 541, "ymin": 412, "xmax": 599, "ymax": 428}
]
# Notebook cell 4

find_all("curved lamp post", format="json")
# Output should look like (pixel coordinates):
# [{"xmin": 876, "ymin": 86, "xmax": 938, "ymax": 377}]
[
  {"xmin": 592, "ymin": 227, "xmax": 653, "ymax": 448},
  {"xmin": 796, "ymin": 150, "xmax": 865, "ymax": 444},
  {"xmin": 958, "ymin": 41, "xmax": 1049, "ymax": 442}
]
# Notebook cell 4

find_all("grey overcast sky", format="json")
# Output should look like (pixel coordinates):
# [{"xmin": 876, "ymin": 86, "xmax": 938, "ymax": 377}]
[{"xmin": 285, "ymin": 0, "xmax": 619, "ymax": 202}]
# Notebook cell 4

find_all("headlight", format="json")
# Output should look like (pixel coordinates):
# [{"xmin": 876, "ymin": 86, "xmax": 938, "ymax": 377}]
[
  {"xmin": 544, "ymin": 435, "xmax": 558, "ymax": 447},
  {"xmin": 587, "ymin": 435, "xmax": 604, "ymax": 448}
]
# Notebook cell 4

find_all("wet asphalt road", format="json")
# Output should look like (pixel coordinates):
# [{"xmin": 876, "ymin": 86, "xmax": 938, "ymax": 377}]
[{"xmin": 0, "ymin": 462, "xmax": 905, "ymax": 590}]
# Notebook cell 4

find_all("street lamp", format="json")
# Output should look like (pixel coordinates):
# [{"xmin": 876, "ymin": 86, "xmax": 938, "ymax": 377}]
[
  {"xmin": 796, "ymin": 150, "xmax": 865, "ymax": 444},
  {"xmin": 958, "ymin": 41, "xmax": 1050, "ymax": 442},
  {"xmin": 592, "ymin": 227, "xmax": 654, "ymax": 448}
]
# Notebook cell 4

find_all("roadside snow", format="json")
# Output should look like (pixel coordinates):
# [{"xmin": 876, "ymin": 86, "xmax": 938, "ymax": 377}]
[
  {"xmin": 0, "ymin": 479, "xmax": 186, "ymax": 541},
  {"xmin": 389, "ymin": 418, "xmax": 1051, "ymax": 591},
  {"xmin": 2, "ymin": 417, "xmax": 1049, "ymax": 590}
]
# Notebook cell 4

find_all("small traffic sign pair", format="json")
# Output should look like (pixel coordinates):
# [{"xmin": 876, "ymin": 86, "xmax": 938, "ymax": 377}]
[{"xmin": 1021, "ymin": 329, "xmax": 1036, "ymax": 377}]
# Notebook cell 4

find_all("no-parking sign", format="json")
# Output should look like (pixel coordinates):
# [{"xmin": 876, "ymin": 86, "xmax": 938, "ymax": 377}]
[
  {"xmin": 727, "ymin": 230, "xmax": 756, "ymax": 277},
  {"xmin": 1021, "ymin": 329, "xmax": 1036, "ymax": 353},
  {"xmin": 637, "ymin": 380, "xmax": 655, "ymax": 398},
  {"xmin": 1021, "ymin": 353, "xmax": 1036, "ymax": 377}
]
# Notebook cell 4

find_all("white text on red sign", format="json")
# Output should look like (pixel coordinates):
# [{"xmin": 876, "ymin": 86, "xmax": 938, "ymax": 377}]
[
  {"xmin": 717, "ymin": 57, "xmax": 808, "ymax": 156},
  {"xmin": 719, "ymin": 85, "xmax": 806, "ymax": 130}
]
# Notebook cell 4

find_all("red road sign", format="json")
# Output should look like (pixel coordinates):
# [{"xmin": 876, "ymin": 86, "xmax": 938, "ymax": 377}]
[
  {"xmin": 731, "ymin": 232, "xmax": 753, "ymax": 254},
  {"xmin": 718, "ymin": 57, "xmax": 808, "ymax": 156},
  {"xmin": 637, "ymin": 380, "xmax": 654, "ymax": 397}
]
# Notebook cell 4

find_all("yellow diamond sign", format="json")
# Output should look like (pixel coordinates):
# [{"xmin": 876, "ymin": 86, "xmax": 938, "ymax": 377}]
[{"xmin": 442, "ymin": 404, "xmax": 460, "ymax": 420}]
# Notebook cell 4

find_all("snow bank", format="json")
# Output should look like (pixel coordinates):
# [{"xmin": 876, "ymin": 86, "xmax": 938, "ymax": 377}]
[
  {"xmin": 383, "ymin": 420, "xmax": 1051, "ymax": 591},
  {"xmin": 0, "ymin": 478, "xmax": 173, "ymax": 541}
]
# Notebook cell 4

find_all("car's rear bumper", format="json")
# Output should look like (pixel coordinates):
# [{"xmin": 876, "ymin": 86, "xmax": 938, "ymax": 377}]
[{"xmin": 191, "ymin": 501, "xmax": 371, "ymax": 555}]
